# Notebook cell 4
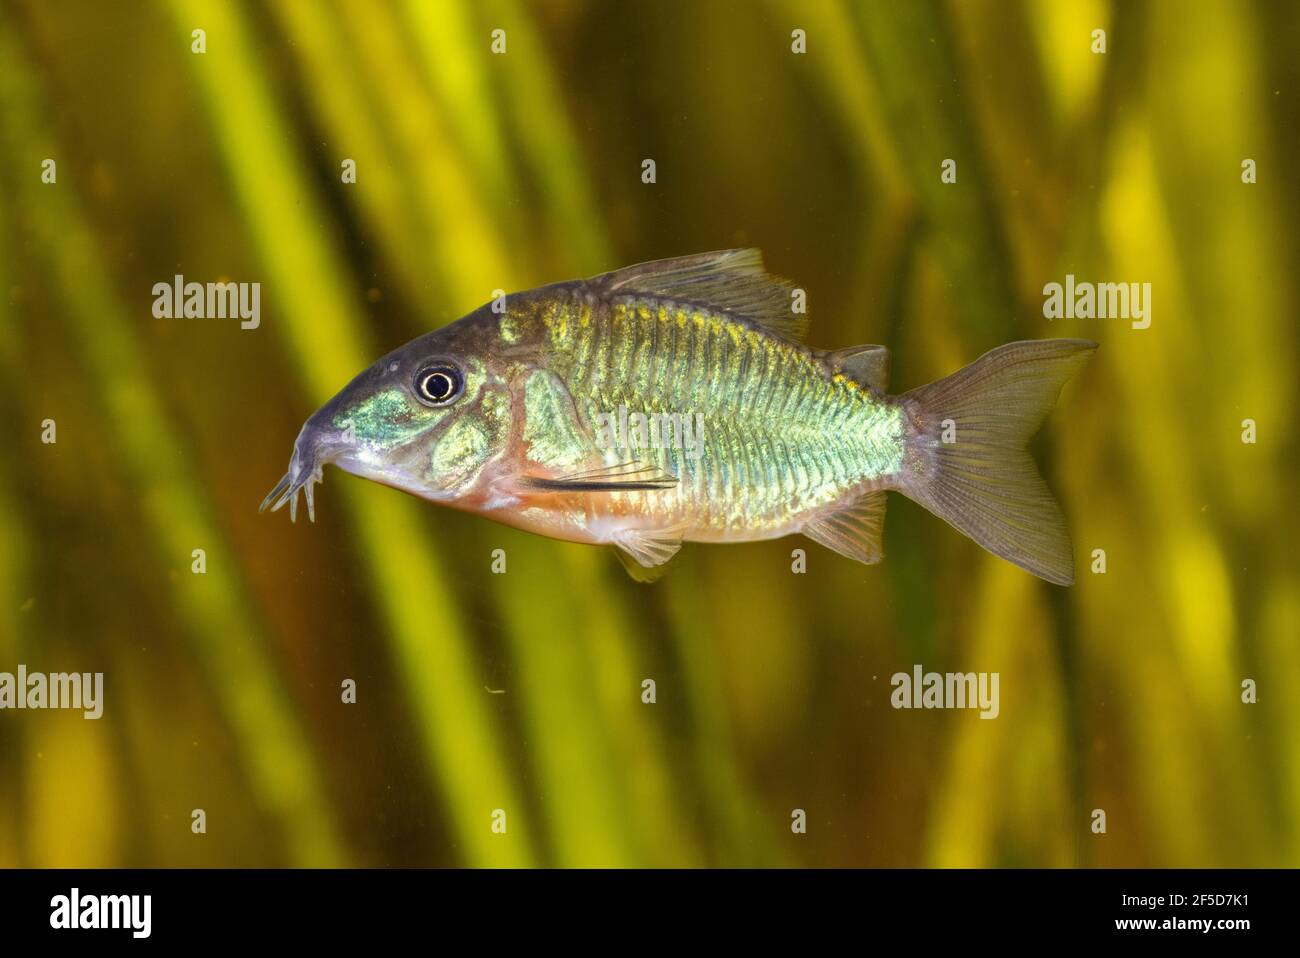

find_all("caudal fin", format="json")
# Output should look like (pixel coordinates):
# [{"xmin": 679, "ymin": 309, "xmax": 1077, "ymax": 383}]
[{"xmin": 895, "ymin": 339, "xmax": 1096, "ymax": 585}]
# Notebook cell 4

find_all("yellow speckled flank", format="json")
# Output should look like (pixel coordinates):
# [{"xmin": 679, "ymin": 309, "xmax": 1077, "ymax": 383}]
[{"xmin": 541, "ymin": 292, "xmax": 905, "ymax": 536}]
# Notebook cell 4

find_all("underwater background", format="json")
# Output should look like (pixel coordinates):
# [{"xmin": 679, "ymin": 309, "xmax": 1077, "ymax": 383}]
[{"xmin": 1, "ymin": 0, "xmax": 1297, "ymax": 867}]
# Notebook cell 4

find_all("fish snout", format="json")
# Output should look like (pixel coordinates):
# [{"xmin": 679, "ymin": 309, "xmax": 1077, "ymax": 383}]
[
  {"xmin": 259, "ymin": 417, "xmax": 341, "ymax": 522},
  {"xmin": 296, "ymin": 394, "xmax": 362, "ymax": 453}
]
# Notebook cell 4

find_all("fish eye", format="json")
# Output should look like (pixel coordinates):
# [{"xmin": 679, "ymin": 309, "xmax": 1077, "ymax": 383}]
[{"xmin": 414, "ymin": 363, "xmax": 464, "ymax": 406}]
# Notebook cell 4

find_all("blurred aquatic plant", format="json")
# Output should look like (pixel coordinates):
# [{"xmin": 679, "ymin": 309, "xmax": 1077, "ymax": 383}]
[
  {"xmin": 0, "ymin": 0, "xmax": 1297, "ymax": 868},
  {"xmin": 0, "ymin": 12, "xmax": 344, "ymax": 866}
]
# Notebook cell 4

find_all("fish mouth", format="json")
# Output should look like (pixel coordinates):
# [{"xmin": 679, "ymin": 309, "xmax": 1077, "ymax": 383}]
[
  {"xmin": 259, "ymin": 422, "xmax": 333, "ymax": 522},
  {"xmin": 259, "ymin": 454, "xmax": 324, "ymax": 523}
]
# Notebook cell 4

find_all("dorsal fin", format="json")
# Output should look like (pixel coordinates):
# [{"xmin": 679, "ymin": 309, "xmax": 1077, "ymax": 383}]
[
  {"xmin": 590, "ymin": 249, "xmax": 808, "ymax": 343},
  {"xmin": 824, "ymin": 344, "xmax": 890, "ymax": 391}
]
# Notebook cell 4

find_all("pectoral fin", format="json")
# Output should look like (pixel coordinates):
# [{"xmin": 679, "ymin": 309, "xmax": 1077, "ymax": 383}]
[{"xmin": 522, "ymin": 460, "xmax": 679, "ymax": 492}]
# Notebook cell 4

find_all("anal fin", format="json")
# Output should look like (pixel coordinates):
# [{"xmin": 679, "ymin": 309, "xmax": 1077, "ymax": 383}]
[{"xmin": 802, "ymin": 491, "xmax": 887, "ymax": 564}]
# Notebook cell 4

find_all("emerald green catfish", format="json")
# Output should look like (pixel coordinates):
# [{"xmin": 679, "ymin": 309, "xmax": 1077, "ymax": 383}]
[{"xmin": 261, "ymin": 250, "xmax": 1095, "ymax": 584}]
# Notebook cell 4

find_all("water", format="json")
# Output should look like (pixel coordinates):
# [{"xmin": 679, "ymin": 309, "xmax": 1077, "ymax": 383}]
[{"xmin": 0, "ymin": 0, "xmax": 1296, "ymax": 868}]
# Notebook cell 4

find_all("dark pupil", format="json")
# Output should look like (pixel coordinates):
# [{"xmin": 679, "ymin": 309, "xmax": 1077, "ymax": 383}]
[{"xmin": 422, "ymin": 371, "xmax": 455, "ymax": 402}]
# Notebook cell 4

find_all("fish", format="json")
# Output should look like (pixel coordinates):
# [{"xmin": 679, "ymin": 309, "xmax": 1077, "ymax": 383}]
[{"xmin": 261, "ymin": 249, "xmax": 1095, "ymax": 584}]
